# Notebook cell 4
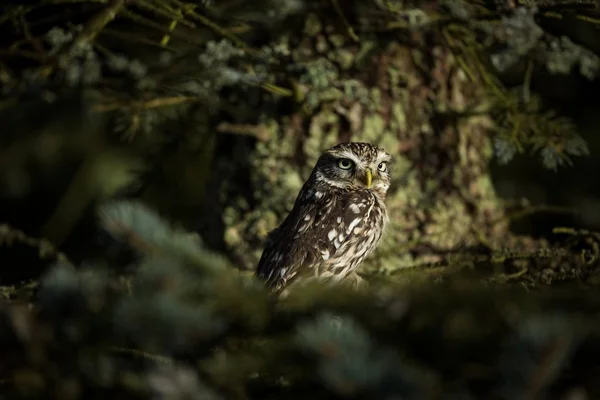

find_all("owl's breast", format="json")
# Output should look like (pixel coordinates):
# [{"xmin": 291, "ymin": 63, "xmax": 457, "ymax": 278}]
[
  {"xmin": 313, "ymin": 190, "xmax": 386, "ymax": 279},
  {"xmin": 340, "ymin": 190, "xmax": 387, "ymax": 233}
]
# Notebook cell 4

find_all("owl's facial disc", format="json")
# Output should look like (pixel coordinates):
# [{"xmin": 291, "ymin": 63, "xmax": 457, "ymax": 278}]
[{"xmin": 315, "ymin": 143, "xmax": 392, "ymax": 194}]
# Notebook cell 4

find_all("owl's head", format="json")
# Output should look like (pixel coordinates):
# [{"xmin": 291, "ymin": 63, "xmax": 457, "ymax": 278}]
[{"xmin": 313, "ymin": 142, "xmax": 392, "ymax": 195}]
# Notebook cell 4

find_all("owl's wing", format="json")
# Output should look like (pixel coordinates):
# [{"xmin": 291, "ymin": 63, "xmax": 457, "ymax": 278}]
[
  {"xmin": 255, "ymin": 200, "xmax": 326, "ymax": 291},
  {"xmin": 255, "ymin": 191, "xmax": 372, "ymax": 292}
]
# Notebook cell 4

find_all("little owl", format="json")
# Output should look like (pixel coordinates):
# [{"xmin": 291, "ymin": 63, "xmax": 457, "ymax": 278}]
[{"xmin": 255, "ymin": 142, "xmax": 392, "ymax": 294}]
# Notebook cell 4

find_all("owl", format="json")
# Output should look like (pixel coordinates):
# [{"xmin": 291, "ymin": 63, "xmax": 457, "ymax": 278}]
[{"xmin": 255, "ymin": 142, "xmax": 392, "ymax": 295}]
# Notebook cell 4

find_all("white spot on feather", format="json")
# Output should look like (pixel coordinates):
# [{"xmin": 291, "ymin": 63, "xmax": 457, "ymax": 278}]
[
  {"xmin": 315, "ymin": 191, "xmax": 323, "ymax": 199},
  {"xmin": 350, "ymin": 204, "xmax": 360, "ymax": 214},
  {"xmin": 327, "ymin": 229, "xmax": 337, "ymax": 241},
  {"xmin": 347, "ymin": 217, "xmax": 361, "ymax": 233},
  {"xmin": 321, "ymin": 249, "xmax": 330, "ymax": 260},
  {"xmin": 304, "ymin": 214, "xmax": 311, "ymax": 221}
]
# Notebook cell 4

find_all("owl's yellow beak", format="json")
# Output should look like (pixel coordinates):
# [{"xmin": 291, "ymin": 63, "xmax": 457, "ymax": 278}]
[{"xmin": 365, "ymin": 168, "xmax": 372, "ymax": 188}]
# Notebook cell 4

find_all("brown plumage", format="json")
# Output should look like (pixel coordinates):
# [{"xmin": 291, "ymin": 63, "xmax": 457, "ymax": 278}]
[{"xmin": 255, "ymin": 142, "xmax": 392, "ymax": 294}]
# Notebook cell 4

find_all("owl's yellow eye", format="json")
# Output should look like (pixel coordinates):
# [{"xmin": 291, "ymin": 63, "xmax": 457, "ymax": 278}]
[
  {"xmin": 378, "ymin": 162, "xmax": 387, "ymax": 172},
  {"xmin": 337, "ymin": 158, "xmax": 354, "ymax": 170}
]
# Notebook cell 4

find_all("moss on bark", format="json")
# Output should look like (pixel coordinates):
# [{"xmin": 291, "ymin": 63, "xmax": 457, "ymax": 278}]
[{"xmin": 219, "ymin": 11, "xmax": 547, "ymax": 282}]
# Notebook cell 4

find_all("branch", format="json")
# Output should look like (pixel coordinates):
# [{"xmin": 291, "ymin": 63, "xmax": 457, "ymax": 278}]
[
  {"xmin": 70, "ymin": 0, "xmax": 126, "ymax": 49},
  {"xmin": 91, "ymin": 95, "xmax": 201, "ymax": 112},
  {"xmin": 38, "ymin": 0, "xmax": 126, "ymax": 76},
  {"xmin": 0, "ymin": 224, "xmax": 72, "ymax": 265}
]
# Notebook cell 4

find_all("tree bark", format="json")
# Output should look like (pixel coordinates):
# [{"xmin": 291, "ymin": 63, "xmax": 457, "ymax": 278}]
[{"xmin": 217, "ymin": 7, "xmax": 543, "ymax": 279}]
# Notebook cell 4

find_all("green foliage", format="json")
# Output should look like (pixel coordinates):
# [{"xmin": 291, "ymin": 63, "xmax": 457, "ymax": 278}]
[
  {"xmin": 295, "ymin": 312, "xmax": 428, "ymax": 398},
  {"xmin": 483, "ymin": 6, "xmax": 599, "ymax": 79},
  {"xmin": 490, "ymin": 91, "xmax": 589, "ymax": 169},
  {"xmin": 2, "ymin": 201, "xmax": 600, "ymax": 399},
  {"xmin": 497, "ymin": 314, "xmax": 580, "ymax": 399},
  {"xmin": 438, "ymin": 3, "xmax": 598, "ymax": 170},
  {"xmin": 1, "ymin": 2, "xmax": 600, "ymax": 397}
]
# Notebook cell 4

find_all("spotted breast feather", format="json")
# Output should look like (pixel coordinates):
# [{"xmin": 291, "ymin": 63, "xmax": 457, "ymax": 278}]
[{"xmin": 256, "ymin": 186, "xmax": 386, "ymax": 292}]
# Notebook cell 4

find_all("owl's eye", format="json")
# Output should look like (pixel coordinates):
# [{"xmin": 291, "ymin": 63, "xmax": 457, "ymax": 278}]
[
  {"xmin": 337, "ymin": 158, "xmax": 354, "ymax": 170},
  {"xmin": 377, "ymin": 162, "xmax": 387, "ymax": 172}
]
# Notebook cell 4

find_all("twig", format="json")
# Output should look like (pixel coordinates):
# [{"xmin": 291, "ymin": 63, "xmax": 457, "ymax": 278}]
[
  {"xmin": 135, "ymin": 1, "xmax": 197, "ymax": 47},
  {"xmin": 106, "ymin": 346, "xmax": 174, "ymax": 365},
  {"xmin": 38, "ymin": 0, "xmax": 126, "ymax": 77},
  {"xmin": 70, "ymin": 0, "xmax": 126, "ymax": 48},
  {"xmin": 135, "ymin": 0, "xmax": 196, "ymax": 29},
  {"xmin": 0, "ymin": 224, "xmax": 72, "ymax": 265},
  {"xmin": 522, "ymin": 57, "xmax": 534, "ymax": 105},
  {"xmin": 524, "ymin": 335, "xmax": 573, "ymax": 400},
  {"xmin": 91, "ymin": 95, "xmax": 201, "ymax": 112},
  {"xmin": 0, "ymin": 5, "xmax": 35, "ymax": 26},
  {"xmin": 99, "ymin": 28, "xmax": 179, "ymax": 49},
  {"xmin": 329, "ymin": 0, "xmax": 359, "ymax": 42},
  {"xmin": 260, "ymin": 82, "xmax": 294, "ymax": 97},
  {"xmin": 120, "ymin": 9, "xmax": 205, "ymax": 45},
  {"xmin": 185, "ymin": 7, "xmax": 249, "ymax": 50},
  {"xmin": 18, "ymin": 14, "xmax": 46, "ymax": 56},
  {"xmin": 163, "ymin": 0, "xmax": 252, "ymax": 50},
  {"xmin": 0, "ymin": 49, "xmax": 45, "ymax": 61},
  {"xmin": 576, "ymin": 14, "xmax": 600, "ymax": 25}
]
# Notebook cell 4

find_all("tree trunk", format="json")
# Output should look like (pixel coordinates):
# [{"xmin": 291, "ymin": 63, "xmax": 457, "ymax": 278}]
[{"xmin": 217, "ymin": 7, "xmax": 542, "ymax": 279}]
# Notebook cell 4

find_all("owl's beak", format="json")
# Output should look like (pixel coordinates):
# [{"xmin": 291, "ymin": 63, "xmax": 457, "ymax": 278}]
[{"xmin": 365, "ymin": 168, "xmax": 372, "ymax": 188}]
